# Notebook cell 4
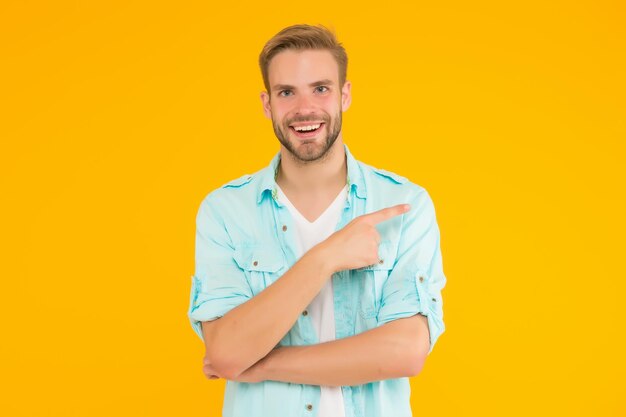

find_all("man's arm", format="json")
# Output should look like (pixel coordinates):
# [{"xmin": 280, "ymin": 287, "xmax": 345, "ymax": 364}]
[
  {"xmin": 201, "ymin": 243, "xmax": 334, "ymax": 380},
  {"xmin": 191, "ymin": 195, "xmax": 343, "ymax": 380},
  {"xmin": 206, "ymin": 314, "xmax": 429, "ymax": 386},
  {"xmin": 254, "ymin": 314, "xmax": 430, "ymax": 386}
]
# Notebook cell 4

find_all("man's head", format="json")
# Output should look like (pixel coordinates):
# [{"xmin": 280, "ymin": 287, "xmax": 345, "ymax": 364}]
[{"xmin": 259, "ymin": 24, "xmax": 352, "ymax": 163}]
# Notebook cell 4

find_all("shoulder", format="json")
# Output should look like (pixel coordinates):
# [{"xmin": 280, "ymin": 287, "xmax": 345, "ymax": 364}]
[
  {"xmin": 221, "ymin": 173, "xmax": 255, "ymax": 188},
  {"xmin": 197, "ymin": 167, "xmax": 267, "ymax": 213},
  {"xmin": 359, "ymin": 160, "xmax": 434, "ymax": 205},
  {"xmin": 358, "ymin": 160, "xmax": 411, "ymax": 185},
  {"xmin": 213, "ymin": 167, "xmax": 264, "ymax": 196},
  {"xmin": 370, "ymin": 166, "xmax": 410, "ymax": 185},
  {"xmin": 359, "ymin": 161, "xmax": 419, "ymax": 191}
]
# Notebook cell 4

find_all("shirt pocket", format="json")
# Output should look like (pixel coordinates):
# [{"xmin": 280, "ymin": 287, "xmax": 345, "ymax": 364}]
[
  {"xmin": 357, "ymin": 240, "xmax": 395, "ymax": 321},
  {"xmin": 233, "ymin": 242, "xmax": 287, "ymax": 296}
]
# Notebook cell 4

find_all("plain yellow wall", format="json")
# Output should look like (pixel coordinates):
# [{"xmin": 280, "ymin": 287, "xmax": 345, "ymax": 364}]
[{"xmin": 1, "ymin": 1, "xmax": 624, "ymax": 416}]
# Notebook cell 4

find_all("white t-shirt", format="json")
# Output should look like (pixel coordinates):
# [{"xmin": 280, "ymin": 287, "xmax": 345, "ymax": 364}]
[{"xmin": 276, "ymin": 183, "xmax": 348, "ymax": 417}]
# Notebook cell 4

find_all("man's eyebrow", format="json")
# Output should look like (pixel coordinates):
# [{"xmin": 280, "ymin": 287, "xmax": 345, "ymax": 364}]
[
  {"xmin": 272, "ymin": 79, "xmax": 334, "ymax": 91},
  {"xmin": 310, "ymin": 79, "xmax": 334, "ymax": 87}
]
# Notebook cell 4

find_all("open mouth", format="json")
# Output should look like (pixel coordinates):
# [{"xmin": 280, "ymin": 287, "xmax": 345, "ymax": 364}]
[{"xmin": 289, "ymin": 122, "xmax": 325, "ymax": 139}]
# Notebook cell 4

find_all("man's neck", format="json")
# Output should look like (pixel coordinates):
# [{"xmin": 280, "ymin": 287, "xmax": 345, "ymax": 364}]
[{"xmin": 276, "ymin": 139, "xmax": 347, "ymax": 196}]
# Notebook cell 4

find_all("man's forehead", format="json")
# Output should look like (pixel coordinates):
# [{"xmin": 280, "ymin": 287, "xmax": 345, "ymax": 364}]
[{"xmin": 268, "ymin": 49, "xmax": 339, "ymax": 88}]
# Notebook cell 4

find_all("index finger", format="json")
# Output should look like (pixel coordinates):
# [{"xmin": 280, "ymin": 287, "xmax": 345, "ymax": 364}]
[{"xmin": 360, "ymin": 204, "xmax": 411, "ymax": 225}]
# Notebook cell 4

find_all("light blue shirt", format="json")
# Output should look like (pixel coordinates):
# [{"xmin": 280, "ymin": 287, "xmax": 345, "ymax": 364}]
[{"xmin": 188, "ymin": 143, "xmax": 446, "ymax": 417}]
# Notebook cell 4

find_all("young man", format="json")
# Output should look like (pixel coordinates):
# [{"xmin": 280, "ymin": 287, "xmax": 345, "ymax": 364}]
[{"xmin": 188, "ymin": 24, "xmax": 446, "ymax": 417}]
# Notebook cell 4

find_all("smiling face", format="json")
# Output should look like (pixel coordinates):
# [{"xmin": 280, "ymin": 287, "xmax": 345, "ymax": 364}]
[{"xmin": 260, "ymin": 49, "xmax": 351, "ymax": 163}]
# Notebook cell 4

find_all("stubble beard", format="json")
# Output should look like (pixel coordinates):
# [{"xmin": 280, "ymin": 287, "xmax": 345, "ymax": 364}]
[{"xmin": 272, "ymin": 110, "xmax": 342, "ymax": 164}]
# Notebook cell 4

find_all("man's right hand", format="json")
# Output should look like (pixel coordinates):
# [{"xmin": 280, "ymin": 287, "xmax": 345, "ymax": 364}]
[{"xmin": 317, "ymin": 204, "xmax": 410, "ymax": 273}]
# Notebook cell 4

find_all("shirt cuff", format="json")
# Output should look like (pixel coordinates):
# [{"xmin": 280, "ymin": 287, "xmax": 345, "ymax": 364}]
[
  {"xmin": 187, "ymin": 275, "xmax": 250, "ymax": 341},
  {"xmin": 377, "ymin": 269, "xmax": 445, "ymax": 354}
]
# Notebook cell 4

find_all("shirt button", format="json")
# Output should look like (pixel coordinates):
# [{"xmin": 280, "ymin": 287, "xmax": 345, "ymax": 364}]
[
  {"xmin": 253, "ymin": 261, "xmax": 258, "ymax": 266},
  {"xmin": 282, "ymin": 225, "xmax": 287, "ymax": 231},
  {"xmin": 418, "ymin": 276, "xmax": 424, "ymax": 283},
  {"xmin": 378, "ymin": 259, "xmax": 384, "ymax": 264},
  {"xmin": 302, "ymin": 310, "xmax": 308, "ymax": 316},
  {"xmin": 306, "ymin": 404, "xmax": 313, "ymax": 411}
]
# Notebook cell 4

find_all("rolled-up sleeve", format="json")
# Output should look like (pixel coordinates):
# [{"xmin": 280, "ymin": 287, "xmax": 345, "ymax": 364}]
[
  {"xmin": 187, "ymin": 196, "xmax": 253, "ymax": 341},
  {"xmin": 377, "ymin": 188, "xmax": 446, "ymax": 354}
]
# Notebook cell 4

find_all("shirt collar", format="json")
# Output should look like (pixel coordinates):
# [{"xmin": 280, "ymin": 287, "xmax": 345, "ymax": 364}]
[{"xmin": 256, "ymin": 143, "xmax": 366, "ymax": 205}]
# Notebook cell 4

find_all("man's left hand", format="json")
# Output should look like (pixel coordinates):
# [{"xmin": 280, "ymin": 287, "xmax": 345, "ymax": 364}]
[
  {"xmin": 202, "ymin": 355, "xmax": 222, "ymax": 380},
  {"xmin": 202, "ymin": 354, "xmax": 266, "ymax": 383}
]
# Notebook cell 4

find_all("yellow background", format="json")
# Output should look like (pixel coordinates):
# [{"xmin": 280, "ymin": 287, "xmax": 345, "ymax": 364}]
[{"xmin": 1, "ymin": 1, "xmax": 624, "ymax": 416}]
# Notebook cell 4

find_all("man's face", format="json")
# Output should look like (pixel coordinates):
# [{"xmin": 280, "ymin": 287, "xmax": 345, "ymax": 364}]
[{"xmin": 260, "ymin": 49, "xmax": 351, "ymax": 163}]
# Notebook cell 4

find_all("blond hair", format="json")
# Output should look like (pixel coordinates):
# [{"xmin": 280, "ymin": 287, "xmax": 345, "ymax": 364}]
[{"xmin": 259, "ymin": 24, "xmax": 348, "ymax": 93}]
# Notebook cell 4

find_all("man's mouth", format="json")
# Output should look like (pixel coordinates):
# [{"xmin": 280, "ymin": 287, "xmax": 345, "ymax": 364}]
[{"xmin": 289, "ymin": 122, "xmax": 325, "ymax": 139}]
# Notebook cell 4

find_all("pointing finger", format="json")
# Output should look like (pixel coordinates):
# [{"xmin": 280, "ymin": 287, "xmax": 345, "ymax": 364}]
[{"xmin": 360, "ymin": 204, "xmax": 410, "ymax": 225}]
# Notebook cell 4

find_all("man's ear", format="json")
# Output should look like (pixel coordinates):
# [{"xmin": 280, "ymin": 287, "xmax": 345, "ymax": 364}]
[
  {"xmin": 260, "ymin": 91, "xmax": 272, "ymax": 119},
  {"xmin": 341, "ymin": 80, "xmax": 352, "ymax": 112}
]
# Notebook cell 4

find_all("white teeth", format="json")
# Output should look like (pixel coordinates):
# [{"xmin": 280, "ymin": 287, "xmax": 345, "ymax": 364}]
[{"xmin": 293, "ymin": 123, "xmax": 321, "ymax": 132}]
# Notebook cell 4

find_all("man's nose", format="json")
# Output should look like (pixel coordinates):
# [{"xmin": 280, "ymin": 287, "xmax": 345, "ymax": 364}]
[{"xmin": 293, "ymin": 92, "xmax": 316, "ymax": 114}]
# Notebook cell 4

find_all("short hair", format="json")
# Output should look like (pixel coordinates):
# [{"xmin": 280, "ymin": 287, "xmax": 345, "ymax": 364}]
[{"xmin": 259, "ymin": 24, "xmax": 348, "ymax": 94}]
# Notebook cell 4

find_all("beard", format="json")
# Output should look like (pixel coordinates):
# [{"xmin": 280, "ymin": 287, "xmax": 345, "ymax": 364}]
[{"xmin": 272, "ymin": 110, "xmax": 342, "ymax": 163}]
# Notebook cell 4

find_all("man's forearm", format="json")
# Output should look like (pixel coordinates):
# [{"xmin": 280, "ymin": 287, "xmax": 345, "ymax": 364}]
[
  {"xmin": 205, "ymin": 245, "xmax": 334, "ymax": 379},
  {"xmin": 252, "ymin": 315, "xmax": 429, "ymax": 386}
]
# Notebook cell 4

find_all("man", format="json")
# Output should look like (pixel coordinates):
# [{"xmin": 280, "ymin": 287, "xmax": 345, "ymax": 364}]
[{"xmin": 188, "ymin": 24, "xmax": 446, "ymax": 417}]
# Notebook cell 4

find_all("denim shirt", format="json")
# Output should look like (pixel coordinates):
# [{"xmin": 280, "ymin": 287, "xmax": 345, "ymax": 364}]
[{"xmin": 188, "ymin": 143, "xmax": 446, "ymax": 417}]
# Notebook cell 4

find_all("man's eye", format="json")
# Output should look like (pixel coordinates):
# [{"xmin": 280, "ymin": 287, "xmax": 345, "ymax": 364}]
[
  {"xmin": 315, "ymin": 86, "xmax": 328, "ymax": 93},
  {"xmin": 279, "ymin": 90, "xmax": 292, "ymax": 97}
]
